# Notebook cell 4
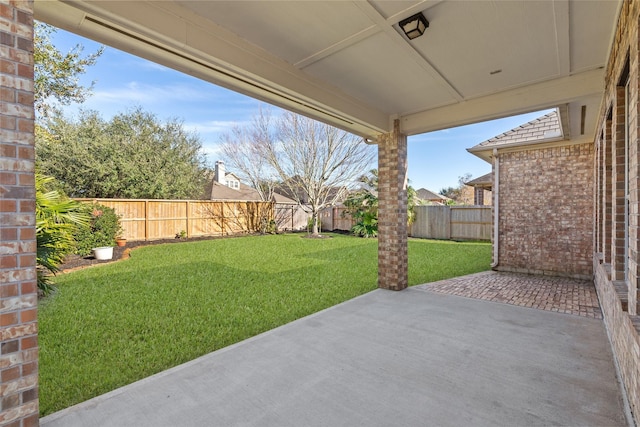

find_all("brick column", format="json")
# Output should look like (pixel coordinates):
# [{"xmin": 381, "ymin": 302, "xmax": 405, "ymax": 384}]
[
  {"xmin": 0, "ymin": 1, "xmax": 38, "ymax": 426},
  {"xmin": 595, "ymin": 132, "xmax": 602, "ymax": 255},
  {"xmin": 604, "ymin": 118, "xmax": 613, "ymax": 265},
  {"xmin": 377, "ymin": 119, "xmax": 407, "ymax": 291},
  {"xmin": 612, "ymin": 86, "xmax": 627, "ymax": 282}
]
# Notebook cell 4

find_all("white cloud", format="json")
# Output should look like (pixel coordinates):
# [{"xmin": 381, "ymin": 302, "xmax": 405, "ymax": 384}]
[
  {"xmin": 90, "ymin": 81, "xmax": 213, "ymax": 105},
  {"xmin": 200, "ymin": 143, "xmax": 224, "ymax": 167},
  {"xmin": 131, "ymin": 59, "xmax": 173, "ymax": 72},
  {"xmin": 184, "ymin": 119, "xmax": 251, "ymax": 136}
]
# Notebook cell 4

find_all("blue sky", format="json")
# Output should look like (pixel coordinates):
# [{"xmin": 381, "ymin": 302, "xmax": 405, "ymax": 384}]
[{"xmin": 51, "ymin": 27, "xmax": 550, "ymax": 192}]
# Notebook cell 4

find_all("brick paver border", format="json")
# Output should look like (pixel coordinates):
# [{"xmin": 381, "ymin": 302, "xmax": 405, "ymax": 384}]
[{"xmin": 415, "ymin": 271, "xmax": 602, "ymax": 319}]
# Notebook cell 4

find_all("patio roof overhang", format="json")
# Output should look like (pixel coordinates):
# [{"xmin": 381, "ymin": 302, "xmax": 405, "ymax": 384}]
[{"xmin": 34, "ymin": 0, "xmax": 621, "ymax": 141}]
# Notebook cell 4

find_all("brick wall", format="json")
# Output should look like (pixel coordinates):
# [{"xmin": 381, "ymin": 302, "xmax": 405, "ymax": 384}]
[
  {"xmin": 595, "ymin": 262, "xmax": 640, "ymax": 421},
  {"xmin": 496, "ymin": 143, "xmax": 594, "ymax": 279},
  {"xmin": 593, "ymin": 0, "xmax": 640, "ymax": 422},
  {"xmin": 377, "ymin": 119, "xmax": 408, "ymax": 291},
  {"xmin": 0, "ymin": 1, "xmax": 38, "ymax": 426},
  {"xmin": 612, "ymin": 86, "xmax": 627, "ymax": 282}
]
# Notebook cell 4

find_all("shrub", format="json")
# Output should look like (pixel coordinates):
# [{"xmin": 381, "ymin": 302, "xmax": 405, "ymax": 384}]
[
  {"xmin": 36, "ymin": 173, "xmax": 90, "ymax": 295},
  {"xmin": 73, "ymin": 204, "xmax": 123, "ymax": 256}
]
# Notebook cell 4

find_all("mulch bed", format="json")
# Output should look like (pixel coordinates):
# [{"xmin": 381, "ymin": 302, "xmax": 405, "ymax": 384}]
[{"xmin": 59, "ymin": 235, "xmax": 241, "ymax": 272}]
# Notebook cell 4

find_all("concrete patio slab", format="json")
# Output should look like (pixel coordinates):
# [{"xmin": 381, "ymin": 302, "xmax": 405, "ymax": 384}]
[{"xmin": 42, "ymin": 287, "xmax": 627, "ymax": 427}]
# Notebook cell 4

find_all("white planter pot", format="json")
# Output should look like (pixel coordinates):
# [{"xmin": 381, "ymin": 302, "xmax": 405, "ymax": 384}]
[{"xmin": 93, "ymin": 246, "xmax": 113, "ymax": 260}]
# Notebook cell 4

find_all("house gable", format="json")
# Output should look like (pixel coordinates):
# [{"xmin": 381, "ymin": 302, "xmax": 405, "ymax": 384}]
[{"xmin": 467, "ymin": 109, "xmax": 579, "ymax": 162}]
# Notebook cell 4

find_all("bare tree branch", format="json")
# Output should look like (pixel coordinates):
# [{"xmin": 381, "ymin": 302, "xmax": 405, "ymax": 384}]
[
  {"xmin": 267, "ymin": 111, "xmax": 376, "ymax": 235},
  {"xmin": 220, "ymin": 108, "xmax": 375, "ymax": 236},
  {"xmin": 219, "ymin": 107, "xmax": 279, "ymax": 202}
]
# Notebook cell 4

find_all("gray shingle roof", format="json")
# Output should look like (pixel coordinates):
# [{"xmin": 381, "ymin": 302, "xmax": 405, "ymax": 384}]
[
  {"xmin": 210, "ymin": 181, "xmax": 262, "ymax": 201},
  {"xmin": 416, "ymin": 188, "xmax": 448, "ymax": 201},
  {"xmin": 472, "ymin": 110, "xmax": 562, "ymax": 150},
  {"xmin": 465, "ymin": 172, "xmax": 492, "ymax": 187},
  {"xmin": 210, "ymin": 181, "xmax": 297, "ymax": 203}
]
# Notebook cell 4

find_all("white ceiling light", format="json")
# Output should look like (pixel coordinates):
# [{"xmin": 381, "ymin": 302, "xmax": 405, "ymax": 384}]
[{"xmin": 399, "ymin": 12, "xmax": 429, "ymax": 40}]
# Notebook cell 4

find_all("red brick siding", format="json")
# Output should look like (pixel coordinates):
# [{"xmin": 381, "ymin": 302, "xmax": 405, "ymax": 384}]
[
  {"xmin": 0, "ymin": 1, "xmax": 38, "ymax": 426},
  {"xmin": 612, "ymin": 86, "xmax": 627, "ymax": 281},
  {"xmin": 594, "ymin": 262, "xmax": 640, "ymax": 418},
  {"xmin": 605, "ymin": 120, "xmax": 613, "ymax": 264},
  {"xmin": 594, "ymin": 0, "xmax": 640, "ymax": 422},
  {"xmin": 595, "ymin": 128, "xmax": 603, "ymax": 255},
  {"xmin": 496, "ymin": 143, "xmax": 593, "ymax": 279}
]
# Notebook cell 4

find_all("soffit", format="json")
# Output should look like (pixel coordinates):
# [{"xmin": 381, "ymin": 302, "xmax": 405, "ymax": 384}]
[{"xmin": 35, "ymin": 0, "xmax": 621, "ymax": 140}]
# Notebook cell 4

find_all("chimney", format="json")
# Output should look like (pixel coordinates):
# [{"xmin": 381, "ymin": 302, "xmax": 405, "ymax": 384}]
[{"xmin": 215, "ymin": 160, "xmax": 225, "ymax": 184}]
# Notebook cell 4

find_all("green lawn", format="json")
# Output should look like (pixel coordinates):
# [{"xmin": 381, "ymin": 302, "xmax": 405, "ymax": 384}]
[{"xmin": 39, "ymin": 233, "xmax": 490, "ymax": 416}]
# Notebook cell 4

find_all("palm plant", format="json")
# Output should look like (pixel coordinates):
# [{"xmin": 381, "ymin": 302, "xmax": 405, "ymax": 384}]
[
  {"xmin": 36, "ymin": 173, "xmax": 89, "ymax": 295},
  {"xmin": 350, "ymin": 210, "xmax": 378, "ymax": 238},
  {"xmin": 343, "ymin": 168, "xmax": 419, "ymax": 238}
]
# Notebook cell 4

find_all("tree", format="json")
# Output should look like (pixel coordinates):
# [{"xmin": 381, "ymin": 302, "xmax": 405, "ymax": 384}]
[
  {"xmin": 31, "ymin": 23, "xmax": 103, "ymax": 295},
  {"xmin": 219, "ymin": 107, "xmax": 279, "ymax": 201},
  {"xmin": 439, "ymin": 173, "xmax": 473, "ymax": 205},
  {"xmin": 219, "ymin": 110, "xmax": 375, "ymax": 235},
  {"xmin": 265, "ymin": 111, "xmax": 376, "ymax": 235},
  {"xmin": 34, "ymin": 22, "xmax": 104, "ymax": 118},
  {"xmin": 36, "ymin": 108, "xmax": 210, "ymax": 199}
]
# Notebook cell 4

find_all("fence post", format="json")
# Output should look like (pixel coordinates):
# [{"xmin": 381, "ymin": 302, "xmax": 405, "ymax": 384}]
[
  {"xmin": 448, "ymin": 206, "xmax": 452, "ymax": 240},
  {"xmin": 186, "ymin": 201, "xmax": 190, "ymax": 238},
  {"xmin": 221, "ymin": 203, "xmax": 225, "ymax": 235},
  {"xmin": 144, "ymin": 200, "xmax": 149, "ymax": 241},
  {"xmin": 333, "ymin": 207, "xmax": 337, "ymax": 231}
]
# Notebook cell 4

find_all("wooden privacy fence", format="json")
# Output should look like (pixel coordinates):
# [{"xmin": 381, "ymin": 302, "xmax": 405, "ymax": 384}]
[
  {"xmin": 411, "ymin": 205, "xmax": 491, "ymax": 241},
  {"xmin": 323, "ymin": 205, "xmax": 491, "ymax": 241},
  {"xmin": 80, "ymin": 198, "xmax": 491, "ymax": 241},
  {"xmin": 321, "ymin": 206, "xmax": 354, "ymax": 232},
  {"xmin": 274, "ymin": 203, "xmax": 310, "ymax": 231},
  {"xmin": 75, "ymin": 199, "xmax": 278, "ymax": 241}
]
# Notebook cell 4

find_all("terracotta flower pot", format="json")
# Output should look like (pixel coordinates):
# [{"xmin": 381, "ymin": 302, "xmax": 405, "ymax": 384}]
[{"xmin": 116, "ymin": 238, "xmax": 127, "ymax": 247}]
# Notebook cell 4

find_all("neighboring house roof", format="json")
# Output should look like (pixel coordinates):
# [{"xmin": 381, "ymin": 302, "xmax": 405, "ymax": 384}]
[
  {"xmin": 416, "ymin": 188, "xmax": 448, "ymax": 202},
  {"xmin": 210, "ymin": 181, "xmax": 262, "ymax": 201},
  {"xmin": 209, "ymin": 161, "xmax": 304, "ymax": 204},
  {"xmin": 465, "ymin": 172, "xmax": 493, "ymax": 189},
  {"xmin": 210, "ymin": 182, "xmax": 298, "ymax": 204},
  {"xmin": 275, "ymin": 177, "xmax": 347, "ymax": 205},
  {"xmin": 467, "ymin": 109, "xmax": 565, "ymax": 162},
  {"xmin": 272, "ymin": 192, "xmax": 297, "ymax": 204}
]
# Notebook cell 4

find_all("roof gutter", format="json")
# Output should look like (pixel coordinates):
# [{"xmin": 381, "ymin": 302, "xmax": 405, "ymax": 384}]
[{"xmin": 491, "ymin": 148, "xmax": 500, "ymax": 269}]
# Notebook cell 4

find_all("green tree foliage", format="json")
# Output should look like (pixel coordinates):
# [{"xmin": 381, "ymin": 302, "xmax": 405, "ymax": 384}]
[
  {"xmin": 439, "ymin": 186, "xmax": 458, "ymax": 200},
  {"xmin": 343, "ymin": 169, "xmax": 419, "ymax": 238},
  {"xmin": 34, "ymin": 22, "xmax": 103, "ymax": 118},
  {"xmin": 439, "ymin": 173, "xmax": 473, "ymax": 205},
  {"xmin": 36, "ymin": 108, "xmax": 210, "ymax": 199},
  {"xmin": 36, "ymin": 173, "xmax": 90, "ymax": 295},
  {"xmin": 33, "ymin": 23, "xmax": 103, "ymax": 295}
]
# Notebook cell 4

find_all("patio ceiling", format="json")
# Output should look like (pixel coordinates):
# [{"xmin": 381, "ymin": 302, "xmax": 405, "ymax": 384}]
[{"xmin": 35, "ymin": 1, "xmax": 621, "ymax": 141}]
